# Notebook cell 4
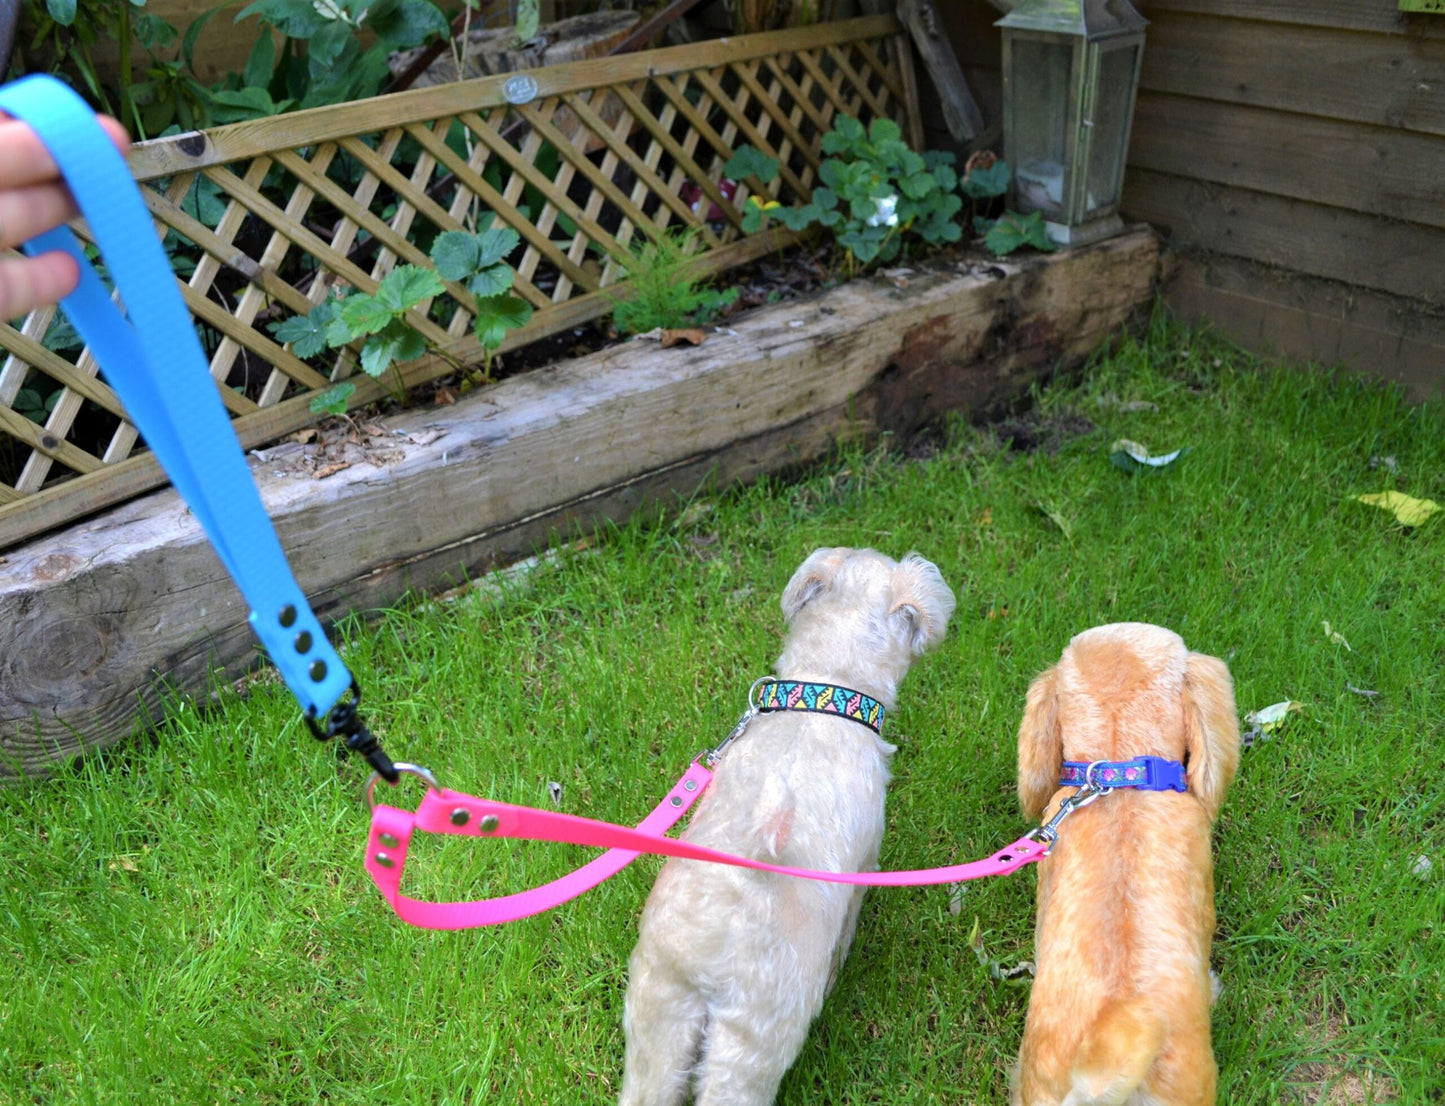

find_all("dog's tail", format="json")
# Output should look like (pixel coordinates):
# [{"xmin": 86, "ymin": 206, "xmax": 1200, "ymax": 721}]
[{"xmin": 1060, "ymin": 996, "xmax": 1166, "ymax": 1106}]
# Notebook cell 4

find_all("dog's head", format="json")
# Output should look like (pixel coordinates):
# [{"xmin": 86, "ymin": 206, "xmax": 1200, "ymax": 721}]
[
  {"xmin": 1016, "ymin": 622, "xmax": 1240, "ymax": 821},
  {"xmin": 778, "ymin": 548, "xmax": 955, "ymax": 698}
]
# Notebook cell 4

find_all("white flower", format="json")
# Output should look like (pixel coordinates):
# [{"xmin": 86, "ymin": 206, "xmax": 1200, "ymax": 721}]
[{"xmin": 866, "ymin": 193, "xmax": 899, "ymax": 228}]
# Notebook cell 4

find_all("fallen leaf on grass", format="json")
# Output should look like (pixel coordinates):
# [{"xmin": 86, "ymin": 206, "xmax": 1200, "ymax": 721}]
[
  {"xmin": 1094, "ymin": 393, "xmax": 1159, "ymax": 413},
  {"xmin": 1109, "ymin": 438, "xmax": 1186, "ymax": 472},
  {"xmin": 968, "ymin": 916, "xmax": 1035, "ymax": 985},
  {"xmin": 1241, "ymin": 700, "xmax": 1302, "ymax": 748},
  {"xmin": 1346, "ymin": 683, "xmax": 1380, "ymax": 699},
  {"xmin": 1354, "ymin": 490, "xmax": 1441, "ymax": 527},
  {"xmin": 1320, "ymin": 620, "xmax": 1353, "ymax": 651},
  {"xmin": 1034, "ymin": 502, "xmax": 1073, "ymax": 541}
]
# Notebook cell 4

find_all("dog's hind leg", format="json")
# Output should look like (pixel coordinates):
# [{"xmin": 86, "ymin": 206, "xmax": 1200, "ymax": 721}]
[
  {"xmin": 619, "ymin": 968, "xmax": 707, "ymax": 1106},
  {"xmin": 691, "ymin": 1001, "xmax": 814, "ymax": 1106}
]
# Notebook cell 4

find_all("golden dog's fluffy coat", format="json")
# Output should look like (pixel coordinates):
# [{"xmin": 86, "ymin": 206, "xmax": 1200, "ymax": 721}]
[
  {"xmin": 619, "ymin": 547, "xmax": 956, "ymax": 1106},
  {"xmin": 1012, "ymin": 623, "xmax": 1240, "ymax": 1106}
]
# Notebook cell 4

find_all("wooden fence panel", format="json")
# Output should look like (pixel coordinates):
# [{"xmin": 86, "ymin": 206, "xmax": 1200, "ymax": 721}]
[{"xmin": 0, "ymin": 15, "xmax": 915, "ymax": 550}]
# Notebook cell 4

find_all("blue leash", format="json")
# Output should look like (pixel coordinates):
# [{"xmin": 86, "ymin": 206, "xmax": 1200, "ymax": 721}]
[{"xmin": 0, "ymin": 75, "xmax": 396, "ymax": 780}]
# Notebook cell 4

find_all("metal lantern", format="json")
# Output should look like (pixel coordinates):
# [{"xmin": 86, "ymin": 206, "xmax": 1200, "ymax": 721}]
[{"xmin": 996, "ymin": 0, "xmax": 1147, "ymax": 246}]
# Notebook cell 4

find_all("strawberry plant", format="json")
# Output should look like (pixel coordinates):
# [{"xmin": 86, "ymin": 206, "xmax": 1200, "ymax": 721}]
[{"xmin": 275, "ymin": 226, "xmax": 533, "ymax": 416}]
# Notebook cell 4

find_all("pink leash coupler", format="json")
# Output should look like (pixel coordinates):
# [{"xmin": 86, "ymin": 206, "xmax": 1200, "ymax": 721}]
[
  {"xmin": 364, "ymin": 761, "xmax": 1055, "ymax": 930},
  {"xmin": 361, "ymin": 683, "xmax": 1106, "ymax": 931}
]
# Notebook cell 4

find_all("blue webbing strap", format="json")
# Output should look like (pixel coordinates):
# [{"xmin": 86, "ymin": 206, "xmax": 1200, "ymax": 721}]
[{"xmin": 0, "ymin": 75, "xmax": 394, "ymax": 776}]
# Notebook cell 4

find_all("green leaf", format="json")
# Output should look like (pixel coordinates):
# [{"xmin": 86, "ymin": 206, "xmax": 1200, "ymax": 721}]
[
  {"xmin": 271, "ymin": 301, "xmax": 336, "ymax": 358},
  {"xmin": 821, "ymin": 115, "xmax": 865, "ymax": 155},
  {"xmin": 776, "ymin": 203, "xmax": 820, "ymax": 232},
  {"xmin": 46, "ymin": 0, "xmax": 77, "ymax": 26},
  {"xmin": 899, "ymin": 171, "xmax": 936, "ymax": 200},
  {"xmin": 202, "ymin": 85, "xmax": 293, "ymax": 123},
  {"xmin": 369, "ymin": 0, "xmax": 450, "ymax": 49},
  {"xmin": 337, "ymin": 293, "xmax": 395, "ymax": 338},
  {"xmin": 236, "ymin": 0, "xmax": 327, "ymax": 37},
  {"xmin": 474, "ymin": 226, "xmax": 520, "ymax": 269},
  {"xmin": 430, "ymin": 231, "xmax": 482, "ymax": 282},
  {"xmin": 467, "ymin": 265, "xmax": 514, "ymax": 298},
  {"xmin": 722, "ymin": 146, "xmax": 780, "ymax": 185},
  {"xmin": 867, "ymin": 117, "xmax": 903, "ymax": 146},
  {"xmin": 309, "ymin": 381, "xmax": 355, "ymax": 416},
  {"xmin": 359, "ymin": 319, "xmax": 425, "ymax": 378},
  {"xmin": 984, "ymin": 210, "xmax": 1055, "ymax": 256},
  {"xmin": 473, "ymin": 293, "xmax": 533, "ymax": 350},
  {"xmin": 512, "ymin": 0, "xmax": 540, "ymax": 43},
  {"xmin": 375, "ymin": 265, "xmax": 445, "ymax": 313},
  {"xmin": 135, "ymin": 14, "xmax": 178, "ymax": 50},
  {"xmin": 963, "ymin": 161, "xmax": 1012, "ymax": 199},
  {"xmin": 242, "ymin": 27, "xmax": 276, "ymax": 90},
  {"xmin": 182, "ymin": 5, "xmax": 221, "ymax": 71}
]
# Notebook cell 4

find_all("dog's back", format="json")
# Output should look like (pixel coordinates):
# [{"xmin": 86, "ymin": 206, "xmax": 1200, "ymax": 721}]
[{"xmin": 1013, "ymin": 623, "xmax": 1239, "ymax": 1106}]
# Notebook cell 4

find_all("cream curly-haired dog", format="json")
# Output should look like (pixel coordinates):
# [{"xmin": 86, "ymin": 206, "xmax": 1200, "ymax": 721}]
[
  {"xmin": 1012, "ymin": 622, "xmax": 1240, "ymax": 1106},
  {"xmin": 619, "ymin": 547, "xmax": 956, "ymax": 1106}
]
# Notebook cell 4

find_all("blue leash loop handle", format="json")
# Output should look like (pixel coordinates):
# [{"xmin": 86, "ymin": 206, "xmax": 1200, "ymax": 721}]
[{"xmin": 0, "ymin": 76, "xmax": 358, "ymax": 728}]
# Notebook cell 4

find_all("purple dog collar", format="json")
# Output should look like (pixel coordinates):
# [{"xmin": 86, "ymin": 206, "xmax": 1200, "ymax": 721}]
[{"xmin": 1060, "ymin": 756, "xmax": 1187, "ymax": 792}]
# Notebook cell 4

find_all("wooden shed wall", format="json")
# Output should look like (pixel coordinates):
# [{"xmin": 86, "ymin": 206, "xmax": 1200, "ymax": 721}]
[{"xmin": 929, "ymin": 0, "xmax": 1445, "ymax": 398}]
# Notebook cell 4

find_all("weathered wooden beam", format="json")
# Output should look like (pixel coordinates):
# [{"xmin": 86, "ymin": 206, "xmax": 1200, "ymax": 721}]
[
  {"xmin": 897, "ymin": 0, "xmax": 986, "ymax": 141},
  {"xmin": 0, "ymin": 228, "xmax": 1158, "ymax": 777}
]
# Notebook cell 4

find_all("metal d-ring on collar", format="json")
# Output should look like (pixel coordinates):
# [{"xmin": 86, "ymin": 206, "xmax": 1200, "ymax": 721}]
[
  {"xmin": 698, "ymin": 676, "xmax": 774, "ymax": 768},
  {"xmin": 1024, "ymin": 759, "xmax": 1116, "ymax": 853}
]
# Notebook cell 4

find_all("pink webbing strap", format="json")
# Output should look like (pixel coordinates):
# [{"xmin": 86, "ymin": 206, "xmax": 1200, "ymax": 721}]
[
  {"xmin": 366, "ymin": 761, "xmax": 713, "ymax": 930},
  {"xmin": 365, "ymin": 761, "xmax": 1048, "ymax": 929}
]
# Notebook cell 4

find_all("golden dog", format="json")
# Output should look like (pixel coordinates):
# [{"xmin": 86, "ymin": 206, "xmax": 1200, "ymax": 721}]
[{"xmin": 1012, "ymin": 622, "xmax": 1240, "ymax": 1106}]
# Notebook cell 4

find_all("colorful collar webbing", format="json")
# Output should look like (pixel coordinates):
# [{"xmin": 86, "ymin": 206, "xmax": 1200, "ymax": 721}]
[
  {"xmin": 1060, "ymin": 756, "xmax": 1187, "ymax": 792},
  {"xmin": 754, "ymin": 680, "xmax": 884, "ymax": 733}
]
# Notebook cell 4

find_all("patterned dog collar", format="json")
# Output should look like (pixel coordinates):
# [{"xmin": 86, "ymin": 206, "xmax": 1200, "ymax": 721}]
[
  {"xmin": 754, "ymin": 679, "xmax": 885, "ymax": 734},
  {"xmin": 1060, "ymin": 756, "xmax": 1187, "ymax": 792}
]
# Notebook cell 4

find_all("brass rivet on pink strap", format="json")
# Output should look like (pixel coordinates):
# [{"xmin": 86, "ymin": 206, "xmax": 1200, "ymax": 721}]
[
  {"xmin": 450, "ymin": 808, "xmax": 470, "ymax": 827},
  {"xmin": 480, "ymin": 814, "xmax": 500, "ymax": 833}
]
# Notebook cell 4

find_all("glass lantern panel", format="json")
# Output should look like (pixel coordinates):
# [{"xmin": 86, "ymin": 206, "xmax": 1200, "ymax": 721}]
[
  {"xmin": 1009, "ymin": 37, "xmax": 1074, "ymax": 217},
  {"xmin": 1084, "ymin": 42, "xmax": 1140, "ymax": 215}
]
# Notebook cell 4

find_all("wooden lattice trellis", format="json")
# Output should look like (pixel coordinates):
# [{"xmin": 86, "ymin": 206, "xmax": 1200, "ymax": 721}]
[{"xmin": 0, "ymin": 15, "xmax": 918, "ymax": 550}]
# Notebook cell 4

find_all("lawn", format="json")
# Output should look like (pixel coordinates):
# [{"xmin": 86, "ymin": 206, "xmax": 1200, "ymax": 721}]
[{"xmin": 2, "ymin": 311, "xmax": 1440, "ymax": 1104}]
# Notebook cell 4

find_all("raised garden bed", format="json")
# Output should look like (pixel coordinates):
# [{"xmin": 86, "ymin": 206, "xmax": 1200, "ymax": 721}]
[{"xmin": 0, "ymin": 226, "xmax": 1158, "ymax": 776}]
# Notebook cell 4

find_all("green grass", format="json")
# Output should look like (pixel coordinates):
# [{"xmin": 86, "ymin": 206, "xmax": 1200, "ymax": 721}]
[{"xmin": 3, "ymin": 311, "xmax": 1442, "ymax": 1104}]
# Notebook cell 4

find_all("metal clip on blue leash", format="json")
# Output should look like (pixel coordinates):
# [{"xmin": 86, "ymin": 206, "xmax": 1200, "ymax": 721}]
[{"xmin": 0, "ymin": 75, "xmax": 397, "ymax": 782}]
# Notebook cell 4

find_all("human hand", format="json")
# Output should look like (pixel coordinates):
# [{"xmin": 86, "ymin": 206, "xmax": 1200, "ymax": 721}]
[{"xmin": 0, "ymin": 113, "xmax": 131, "ymax": 319}]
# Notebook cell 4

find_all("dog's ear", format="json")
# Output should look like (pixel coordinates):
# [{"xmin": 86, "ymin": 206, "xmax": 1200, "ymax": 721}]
[
  {"xmin": 1183, "ymin": 652, "xmax": 1240, "ymax": 821},
  {"xmin": 1017, "ymin": 664, "xmax": 1063, "ymax": 820},
  {"xmin": 781, "ymin": 548, "xmax": 847, "ymax": 621},
  {"xmin": 887, "ymin": 553, "xmax": 956, "ymax": 654}
]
